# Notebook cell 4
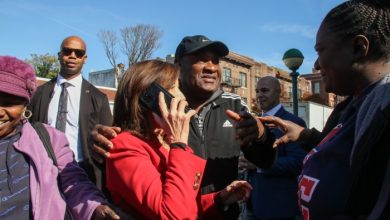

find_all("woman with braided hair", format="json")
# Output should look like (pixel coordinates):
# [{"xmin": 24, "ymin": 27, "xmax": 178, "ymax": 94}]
[{"xmin": 241, "ymin": 0, "xmax": 390, "ymax": 219}]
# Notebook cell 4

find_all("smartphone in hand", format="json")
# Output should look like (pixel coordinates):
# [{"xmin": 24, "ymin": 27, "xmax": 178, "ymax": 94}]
[{"xmin": 140, "ymin": 82, "xmax": 190, "ymax": 117}]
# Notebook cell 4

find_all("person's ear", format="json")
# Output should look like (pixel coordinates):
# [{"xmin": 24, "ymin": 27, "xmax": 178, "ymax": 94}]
[
  {"xmin": 57, "ymin": 52, "xmax": 61, "ymax": 60},
  {"xmin": 83, "ymin": 55, "xmax": 88, "ymax": 64},
  {"xmin": 352, "ymin": 35, "xmax": 369, "ymax": 61},
  {"xmin": 277, "ymin": 88, "xmax": 282, "ymax": 96}
]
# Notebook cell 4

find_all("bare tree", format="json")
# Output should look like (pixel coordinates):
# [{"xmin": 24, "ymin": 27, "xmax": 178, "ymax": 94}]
[
  {"xmin": 97, "ymin": 30, "xmax": 119, "ymax": 68},
  {"xmin": 120, "ymin": 24, "xmax": 163, "ymax": 66}
]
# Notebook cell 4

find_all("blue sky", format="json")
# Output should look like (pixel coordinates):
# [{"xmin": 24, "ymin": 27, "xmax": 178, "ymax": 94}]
[{"xmin": 0, "ymin": 0, "xmax": 344, "ymax": 78}]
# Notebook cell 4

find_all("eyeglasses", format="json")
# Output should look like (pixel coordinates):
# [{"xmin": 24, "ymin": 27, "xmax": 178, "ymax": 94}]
[{"xmin": 61, "ymin": 47, "xmax": 86, "ymax": 58}]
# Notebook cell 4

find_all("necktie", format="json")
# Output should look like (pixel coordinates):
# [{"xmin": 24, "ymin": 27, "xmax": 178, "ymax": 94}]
[{"xmin": 56, "ymin": 82, "xmax": 71, "ymax": 132}]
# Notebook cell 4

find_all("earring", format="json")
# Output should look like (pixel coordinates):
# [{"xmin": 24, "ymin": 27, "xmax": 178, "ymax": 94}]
[{"xmin": 23, "ymin": 109, "xmax": 32, "ymax": 119}]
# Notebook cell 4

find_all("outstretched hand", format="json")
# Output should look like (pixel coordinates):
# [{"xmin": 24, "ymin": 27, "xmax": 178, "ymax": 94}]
[
  {"xmin": 259, "ymin": 116, "xmax": 305, "ymax": 148},
  {"xmin": 89, "ymin": 124, "xmax": 121, "ymax": 163},
  {"xmin": 219, "ymin": 181, "xmax": 252, "ymax": 205},
  {"xmin": 226, "ymin": 110, "xmax": 265, "ymax": 147}
]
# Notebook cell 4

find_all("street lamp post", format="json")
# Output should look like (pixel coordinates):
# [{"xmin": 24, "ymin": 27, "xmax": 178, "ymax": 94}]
[{"xmin": 283, "ymin": 48, "xmax": 304, "ymax": 116}]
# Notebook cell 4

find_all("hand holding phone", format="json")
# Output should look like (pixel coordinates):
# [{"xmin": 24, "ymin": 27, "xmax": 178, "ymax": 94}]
[
  {"xmin": 140, "ymin": 82, "xmax": 191, "ymax": 117},
  {"xmin": 140, "ymin": 82, "xmax": 195, "ymax": 145}
]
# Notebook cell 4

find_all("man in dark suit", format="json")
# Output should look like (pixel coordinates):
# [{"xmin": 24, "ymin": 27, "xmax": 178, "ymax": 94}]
[
  {"xmin": 28, "ymin": 36, "xmax": 112, "ymax": 193},
  {"xmin": 240, "ymin": 76, "xmax": 306, "ymax": 220}
]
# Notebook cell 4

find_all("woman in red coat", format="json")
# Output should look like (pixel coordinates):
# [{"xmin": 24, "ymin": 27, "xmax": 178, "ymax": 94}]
[{"xmin": 106, "ymin": 60, "xmax": 252, "ymax": 220}]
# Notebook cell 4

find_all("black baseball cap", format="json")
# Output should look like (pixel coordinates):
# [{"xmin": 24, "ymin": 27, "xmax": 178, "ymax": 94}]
[{"xmin": 174, "ymin": 35, "xmax": 229, "ymax": 63}]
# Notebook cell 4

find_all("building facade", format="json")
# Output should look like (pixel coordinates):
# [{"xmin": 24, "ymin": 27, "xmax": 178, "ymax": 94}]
[
  {"xmin": 89, "ymin": 63, "xmax": 125, "ymax": 88},
  {"xmin": 220, "ymin": 51, "xmax": 311, "ymax": 113}
]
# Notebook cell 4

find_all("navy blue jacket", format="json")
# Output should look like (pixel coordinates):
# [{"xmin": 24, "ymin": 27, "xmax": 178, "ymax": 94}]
[{"xmin": 247, "ymin": 106, "xmax": 307, "ymax": 218}]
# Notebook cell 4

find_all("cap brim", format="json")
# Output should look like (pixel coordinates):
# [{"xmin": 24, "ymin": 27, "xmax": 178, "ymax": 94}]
[
  {"xmin": 187, "ymin": 41, "xmax": 229, "ymax": 58},
  {"xmin": 0, "ymin": 81, "xmax": 30, "ymax": 102}
]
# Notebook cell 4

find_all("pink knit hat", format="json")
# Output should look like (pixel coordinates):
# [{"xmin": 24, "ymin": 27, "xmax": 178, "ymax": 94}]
[{"xmin": 0, "ymin": 56, "xmax": 37, "ymax": 102}]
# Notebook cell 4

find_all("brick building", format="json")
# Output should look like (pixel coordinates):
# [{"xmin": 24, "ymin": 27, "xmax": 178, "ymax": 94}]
[{"xmin": 220, "ymin": 51, "xmax": 311, "ymax": 113}]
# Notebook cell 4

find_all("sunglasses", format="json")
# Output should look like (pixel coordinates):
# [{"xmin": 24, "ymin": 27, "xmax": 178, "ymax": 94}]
[{"xmin": 61, "ymin": 47, "xmax": 86, "ymax": 58}]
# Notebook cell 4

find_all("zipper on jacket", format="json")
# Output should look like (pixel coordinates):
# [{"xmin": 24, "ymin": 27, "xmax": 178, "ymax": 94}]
[
  {"xmin": 193, "ymin": 114, "xmax": 206, "ymax": 159},
  {"xmin": 197, "ymin": 102, "xmax": 213, "ymax": 160},
  {"xmin": 201, "ymin": 111, "xmax": 211, "ymax": 160}
]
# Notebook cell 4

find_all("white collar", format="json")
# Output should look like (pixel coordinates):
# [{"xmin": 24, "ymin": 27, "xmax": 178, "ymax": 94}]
[
  {"xmin": 262, "ymin": 103, "xmax": 282, "ymax": 116},
  {"xmin": 56, "ymin": 73, "xmax": 83, "ymax": 88}
]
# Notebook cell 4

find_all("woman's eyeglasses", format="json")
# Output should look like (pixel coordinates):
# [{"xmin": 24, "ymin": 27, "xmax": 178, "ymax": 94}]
[{"xmin": 61, "ymin": 47, "xmax": 86, "ymax": 58}]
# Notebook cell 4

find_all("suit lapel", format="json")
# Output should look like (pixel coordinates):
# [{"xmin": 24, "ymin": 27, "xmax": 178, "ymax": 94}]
[
  {"xmin": 274, "ymin": 106, "xmax": 286, "ymax": 118},
  {"xmin": 273, "ymin": 106, "xmax": 289, "ymax": 156},
  {"xmin": 79, "ymin": 79, "xmax": 91, "ymax": 159},
  {"xmin": 79, "ymin": 79, "xmax": 91, "ymax": 120},
  {"xmin": 41, "ymin": 79, "xmax": 56, "ymax": 123}
]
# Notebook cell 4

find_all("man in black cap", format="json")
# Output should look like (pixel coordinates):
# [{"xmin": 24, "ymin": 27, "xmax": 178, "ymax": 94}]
[
  {"xmin": 90, "ymin": 35, "xmax": 275, "ymax": 219},
  {"xmin": 173, "ymin": 35, "xmax": 275, "ymax": 218}
]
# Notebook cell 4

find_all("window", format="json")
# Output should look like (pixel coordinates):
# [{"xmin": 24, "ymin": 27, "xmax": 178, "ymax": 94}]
[
  {"xmin": 313, "ymin": 82, "xmax": 320, "ymax": 94},
  {"xmin": 239, "ymin": 72, "xmax": 247, "ymax": 87},
  {"xmin": 222, "ymin": 67, "xmax": 231, "ymax": 84}
]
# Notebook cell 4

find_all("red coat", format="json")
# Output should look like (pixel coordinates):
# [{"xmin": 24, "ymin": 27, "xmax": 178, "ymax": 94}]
[{"xmin": 106, "ymin": 132, "xmax": 221, "ymax": 220}]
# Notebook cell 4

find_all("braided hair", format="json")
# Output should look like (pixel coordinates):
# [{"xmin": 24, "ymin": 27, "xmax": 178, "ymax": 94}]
[{"xmin": 323, "ymin": 0, "xmax": 390, "ymax": 61}]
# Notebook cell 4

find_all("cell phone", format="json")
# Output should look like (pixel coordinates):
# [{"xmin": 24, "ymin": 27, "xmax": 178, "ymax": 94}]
[{"xmin": 140, "ymin": 82, "xmax": 190, "ymax": 117}]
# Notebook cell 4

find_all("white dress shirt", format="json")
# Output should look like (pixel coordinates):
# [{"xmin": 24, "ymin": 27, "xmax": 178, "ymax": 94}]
[
  {"xmin": 262, "ymin": 103, "xmax": 282, "ymax": 117},
  {"xmin": 48, "ymin": 74, "xmax": 83, "ymax": 161}
]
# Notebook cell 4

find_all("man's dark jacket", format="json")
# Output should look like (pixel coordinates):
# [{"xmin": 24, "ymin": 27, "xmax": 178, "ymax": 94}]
[
  {"xmin": 247, "ymin": 106, "xmax": 306, "ymax": 219},
  {"xmin": 28, "ymin": 77, "xmax": 112, "ymax": 191},
  {"xmin": 187, "ymin": 90, "xmax": 275, "ymax": 218}
]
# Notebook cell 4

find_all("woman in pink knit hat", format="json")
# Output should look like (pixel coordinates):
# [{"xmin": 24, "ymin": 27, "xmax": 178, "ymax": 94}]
[{"xmin": 0, "ymin": 56, "xmax": 121, "ymax": 220}]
